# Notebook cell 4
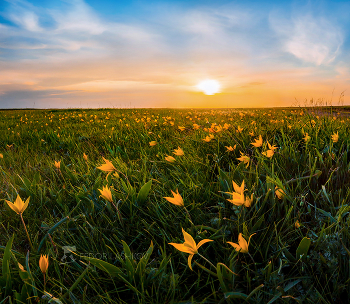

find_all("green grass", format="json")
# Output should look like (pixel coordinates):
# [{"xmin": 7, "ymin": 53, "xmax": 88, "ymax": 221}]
[{"xmin": 1, "ymin": 107, "xmax": 350, "ymax": 303}]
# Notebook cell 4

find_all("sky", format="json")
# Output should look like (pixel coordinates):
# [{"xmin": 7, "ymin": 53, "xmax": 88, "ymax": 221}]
[{"xmin": 0, "ymin": 0, "xmax": 349, "ymax": 108}]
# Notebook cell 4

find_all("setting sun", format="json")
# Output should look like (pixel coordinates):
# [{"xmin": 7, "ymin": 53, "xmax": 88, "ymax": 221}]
[{"xmin": 196, "ymin": 79, "xmax": 221, "ymax": 95}]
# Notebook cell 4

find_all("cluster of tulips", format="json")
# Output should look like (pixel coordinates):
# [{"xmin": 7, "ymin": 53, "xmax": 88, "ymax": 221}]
[{"xmin": 5, "ymin": 195, "xmax": 49, "ymax": 285}]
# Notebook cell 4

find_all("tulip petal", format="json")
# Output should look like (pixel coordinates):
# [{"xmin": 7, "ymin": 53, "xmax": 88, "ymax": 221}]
[
  {"xmin": 168, "ymin": 243, "xmax": 194, "ymax": 254},
  {"xmin": 22, "ymin": 197, "xmax": 30, "ymax": 214},
  {"xmin": 238, "ymin": 233, "xmax": 248, "ymax": 253},
  {"xmin": 227, "ymin": 241, "xmax": 242, "ymax": 252},
  {"xmin": 6, "ymin": 200, "xmax": 20, "ymax": 214},
  {"xmin": 182, "ymin": 228, "xmax": 197, "ymax": 251},
  {"xmin": 188, "ymin": 254, "xmax": 194, "ymax": 271},
  {"xmin": 196, "ymin": 239, "xmax": 213, "ymax": 250}
]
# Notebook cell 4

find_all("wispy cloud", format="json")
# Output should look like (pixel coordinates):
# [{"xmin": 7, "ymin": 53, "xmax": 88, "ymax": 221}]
[{"xmin": 270, "ymin": 11, "xmax": 343, "ymax": 65}]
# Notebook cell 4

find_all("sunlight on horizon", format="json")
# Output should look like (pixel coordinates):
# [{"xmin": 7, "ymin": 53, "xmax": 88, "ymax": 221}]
[{"xmin": 196, "ymin": 80, "xmax": 221, "ymax": 95}]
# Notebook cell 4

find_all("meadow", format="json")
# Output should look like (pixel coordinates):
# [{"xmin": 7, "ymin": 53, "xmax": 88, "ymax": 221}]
[{"xmin": 0, "ymin": 107, "xmax": 350, "ymax": 303}]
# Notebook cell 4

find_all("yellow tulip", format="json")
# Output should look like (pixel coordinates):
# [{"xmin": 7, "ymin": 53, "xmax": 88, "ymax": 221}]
[
  {"xmin": 331, "ymin": 132, "xmax": 339, "ymax": 143},
  {"xmin": 39, "ymin": 254, "xmax": 49, "ymax": 274},
  {"xmin": 227, "ymin": 233, "xmax": 256, "ymax": 253},
  {"xmin": 54, "ymin": 161, "xmax": 61, "ymax": 169},
  {"xmin": 165, "ymin": 155, "xmax": 176, "ymax": 162},
  {"xmin": 169, "ymin": 228, "xmax": 213, "ymax": 270},
  {"xmin": 267, "ymin": 142, "xmax": 278, "ymax": 151},
  {"xmin": 0, "ymin": 153, "xmax": 3, "ymax": 158},
  {"xmin": 251, "ymin": 135, "xmax": 263, "ymax": 147},
  {"xmin": 178, "ymin": 126, "xmax": 185, "ymax": 131},
  {"xmin": 304, "ymin": 133, "xmax": 310, "ymax": 142},
  {"xmin": 173, "ymin": 147, "xmax": 184, "ymax": 156},
  {"xmin": 97, "ymin": 157, "xmax": 116, "ymax": 172},
  {"xmin": 149, "ymin": 141, "xmax": 157, "ymax": 146},
  {"xmin": 275, "ymin": 186, "xmax": 285, "ymax": 199},
  {"xmin": 203, "ymin": 136, "xmax": 212, "ymax": 142},
  {"xmin": 83, "ymin": 153, "xmax": 88, "ymax": 161},
  {"xmin": 164, "ymin": 189, "xmax": 184, "ymax": 206},
  {"xmin": 237, "ymin": 126, "xmax": 243, "ymax": 133},
  {"xmin": 225, "ymin": 145, "xmax": 236, "ymax": 152},
  {"xmin": 262, "ymin": 149, "xmax": 274, "ymax": 158},
  {"xmin": 225, "ymin": 180, "xmax": 252, "ymax": 207},
  {"xmin": 5, "ymin": 195, "xmax": 30, "ymax": 214},
  {"xmin": 98, "ymin": 186, "xmax": 113, "ymax": 203},
  {"xmin": 237, "ymin": 152, "xmax": 250, "ymax": 168}
]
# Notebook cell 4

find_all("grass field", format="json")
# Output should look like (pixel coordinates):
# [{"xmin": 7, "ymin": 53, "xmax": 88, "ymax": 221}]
[{"xmin": 1, "ymin": 107, "xmax": 350, "ymax": 303}]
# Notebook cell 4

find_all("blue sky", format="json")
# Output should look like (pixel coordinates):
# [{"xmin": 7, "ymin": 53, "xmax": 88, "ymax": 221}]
[{"xmin": 0, "ymin": 0, "xmax": 349, "ymax": 108}]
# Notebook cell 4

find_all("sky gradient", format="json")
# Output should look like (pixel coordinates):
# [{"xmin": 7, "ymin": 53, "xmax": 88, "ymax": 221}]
[{"xmin": 0, "ymin": 0, "xmax": 349, "ymax": 108}]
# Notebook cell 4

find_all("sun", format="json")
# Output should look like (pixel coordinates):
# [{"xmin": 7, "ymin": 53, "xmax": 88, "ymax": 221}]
[{"xmin": 196, "ymin": 79, "xmax": 221, "ymax": 95}]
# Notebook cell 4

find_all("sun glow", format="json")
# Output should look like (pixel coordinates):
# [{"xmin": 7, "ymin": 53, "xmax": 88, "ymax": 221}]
[{"xmin": 196, "ymin": 79, "xmax": 221, "ymax": 95}]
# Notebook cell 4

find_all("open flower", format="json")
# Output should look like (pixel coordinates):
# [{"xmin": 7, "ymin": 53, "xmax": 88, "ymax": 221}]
[
  {"xmin": 39, "ymin": 255, "xmax": 49, "ymax": 274},
  {"xmin": 304, "ymin": 133, "xmax": 310, "ymax": 142},
  {"xmin": 267, "ymin": 142, "xmax": 278, "ymax": 151},
  {"xmin": 97, "ymin": 157, "xmax": 116, "ymax": 172},
  {"xmin": 99, "ymin": 186, "xmax": 113, "ymax": 203},
  {"xmin": 227, "ymin": 233, "xmax": 256, "ymax": 253},
  {"xmin": 225, "ymin": 145, "xmax": 236, "ymax": 152},
  {"xmin": 178, "ymin": 126, "xmax": 185, "ymax": 131},
  {"xmin": 331, "ymin": 132, "xmax": 339, "ymax": 143},
  {"xmin": 225, "ymin": 180, "xmax": 252, "ymax": 207},
  {"xmin": 251, "ymin": 135, "xmax": 263, "ymax": 147},
  {"xmin": 164, "ymin": 189, "xmax": 183, "ymax": 206},
  {"xmin": 54, "ymin": 161, "xmax": 61, "ymax": 169},
  {"xmin": 173, "ymin": 147, "xmax": 184, "ymax": 156},
  {"xmin": 237, "ymin": 152, "xmax": 250, "ymax": 168},
  {"xmin": 165, "ymin": 155, "xmax": 176, "ymax": 162},
  {"xmin": 262, "ymin": 149, "xmax": 274, "ymax": 158},
  {"xmin": 5, "ymin": 195, "xmax": 30, "ymax": 214},
  {"xmin": 169, "ymin": 228, "xmax": 213, "ymax": 270}
]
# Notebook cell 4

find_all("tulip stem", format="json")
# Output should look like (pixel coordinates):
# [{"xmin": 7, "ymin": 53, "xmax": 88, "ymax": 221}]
[
  {"xmin": 198, "ymin": 253, "xmax": 216, "ymax": 270},
  {"xmin": 20, "ymin": 213, "xmax": 33, "ymax": 251},
  {"xmin": 43, "ymin": 273, "xmax": 46, "ymax": 291},
  {"xmin": 183, "ymin": 207, "xmax": 194, "ymax": 225}
]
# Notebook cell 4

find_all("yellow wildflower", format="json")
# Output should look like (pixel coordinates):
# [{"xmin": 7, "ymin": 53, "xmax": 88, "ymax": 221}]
[
  {"xmin": 237, "ymin": 152, "xmax": 250, "ymax": 168},
  {"xmin": 304, "ymin": 133, "xmax": 310, "ymax": 142},
  {"xmin": 225, "ymin": 180, "xmax": 252, "ymax": 207},
  {"xmin": 169, "ymin": 228, "xmax": 213, "ymax": 270},
  {"xmin": 275, "ymin": 186, "xmax": 285, "ymax": 199},
  {"xmin": 98, "ymin": 186, "xmax": 113, "ymax": 203},
  {"xmin": 262, "ymin": 149, "xmax": 274, "ymax": 158},
  {"xmin": 39, "ymin": 255, "xmax": 49, "ymax": 274},
  {"xmin": 251, "ymin": 135, "xmax": 263, "ymax": 147},
  {"xmin": 331, "ymin": 132, "xmax": 339, "ymax": 143},
  {"xmin": 164, "ymin": 189, "xmax": 184, "ymax": 206},
  {"xmin": 227, "ymin": 233, "xmax": 256, "ymax": 254},
  {"xmin": 165, "ymin": 155, "xmax": 176, "ymax": 162},
  {"xmin": 54, "ymin": 161, "xmax": 61, "ymax": 169},
  {"xmin": 225, "ymin": 145, "xmax": 236, "ymax": 152},
  {"xmin": 173, "ymin": 147, "xmax": 184, "ymax": 156},
  {"xmin": 149, "ymin": 141, "xmax": 157, "ymax": 146},
  {"xmin": 5, "ymin": 195, "xmax": 30, "ymax": 214},
  {"xmin": 83, "ymin": 153, "xmax": 88, "ymax": 161},
  {"xmin": 97, "ymin": 158, "xmax": 116, "ymax": 172}
]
